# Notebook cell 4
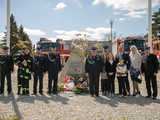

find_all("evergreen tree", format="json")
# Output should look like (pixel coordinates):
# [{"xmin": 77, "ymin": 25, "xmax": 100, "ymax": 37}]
[
  {"xmin": 9, "ymin": 14, "xmax": 32, "ymax": 55},
  {"xmin": 152, "ymin": 8, "xmax": 160, "ymax": 36}
]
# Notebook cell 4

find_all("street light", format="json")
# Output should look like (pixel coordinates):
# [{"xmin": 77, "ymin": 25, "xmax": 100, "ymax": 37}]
[
  {"xmin": 148, "ymin": 0, "xmax": 152, "ymax": 52},
  {"xmin": 7, "ymin": 0, "xmax": 10, "ymax": 54}
]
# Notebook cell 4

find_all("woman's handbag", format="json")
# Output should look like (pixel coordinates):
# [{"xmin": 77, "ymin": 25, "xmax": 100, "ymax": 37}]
[
  {"xmin": 130, "ymin": 67, "xmax": 142, "ymax": 83},
  {"xmin": 135, "ymin": 75, "xmax": 142, "ymax": 84},
  {"xmin": 130, "ymin": 67, "xmax": 140, "ymax": 77}
]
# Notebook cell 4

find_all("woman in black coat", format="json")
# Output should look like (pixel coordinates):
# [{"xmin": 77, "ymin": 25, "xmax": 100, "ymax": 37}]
[{"xmin": 105, "ymin": 53, "xmax": 117, "ymax": 97}]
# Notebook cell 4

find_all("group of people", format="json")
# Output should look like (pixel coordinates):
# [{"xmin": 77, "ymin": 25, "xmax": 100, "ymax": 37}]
[
  {"xmin": 0, "ymin": 46, "xmax": 61, "ymax": 96},
  {"xmin": 0, "ymin": 44, "xmax": 159, "ymax": 100},
  {"xmin": 85, "ymin": 44, "xmax": 159, "ymax": 100}
]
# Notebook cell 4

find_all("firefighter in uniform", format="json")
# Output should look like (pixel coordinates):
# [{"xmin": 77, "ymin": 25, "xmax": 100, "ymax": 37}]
[
  {"xmin": 85, "ymin": 47, "xmax": 102, "ymax": 97},
  {"xmin": 0, "ymin": 46, "xmax": 14, "ymax": 95},
  {"xmin": 141, "ymin": 47, "xmax": 159, "ymax": 100},
  {"xmin": 14, "ymin": 50, "xmax": 24, "ymax": 95},
  {"xmin": 46, "ymin": 47, "xmax": 61, "ymax": 95},
  {"xmin": 19, "ymin": 48, "xmax": 33, "ymax": 95},
  {"xmin": 32, "ymin": 49, "xmax": 47, "ymax": 95}
]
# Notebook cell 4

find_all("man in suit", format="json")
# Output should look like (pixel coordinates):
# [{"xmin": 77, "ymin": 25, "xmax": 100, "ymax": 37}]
[
  {"xmin": 141, "ymin": 47, "xmax": 159, "ymax": 99},
  {"xmin": 0, "ymin": 46, "xmax": 14, "ymax": 95},
  {"xmin": 46, "ymin": 47, "xmax": 62, "ymax": 95},
  {"xmin": 32, "ymin": 50, "xmax": 47, "ymax": 95},
  {"xmin": 85, "ymin": 47, "xmax": 102, "ymax": 97}
]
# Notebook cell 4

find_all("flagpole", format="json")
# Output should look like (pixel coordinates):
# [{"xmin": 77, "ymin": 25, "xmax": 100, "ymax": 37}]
[
  {"xmin": 7, "ymin": 0, "xmax": 10, "ymax": 54},
  {"xmin": 148, "ymin": 0, "xmax": 152, "ymax": 52}
]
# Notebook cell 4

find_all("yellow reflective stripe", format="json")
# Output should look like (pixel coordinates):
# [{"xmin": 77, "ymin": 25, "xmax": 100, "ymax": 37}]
[
  {"xmin": 27, "ymin": 59, "xmax": 31, "ymax": 62},
  {"xmin": 26, "ymin": 69, "xmax": 30, "ymax": 73},
  {"xmin": 24, "ymin": 76, "xmax": 29, "ymax": 79},
  {"xmin": 20, "ymin": 75, "xmax": 23, "ymax": 78}
]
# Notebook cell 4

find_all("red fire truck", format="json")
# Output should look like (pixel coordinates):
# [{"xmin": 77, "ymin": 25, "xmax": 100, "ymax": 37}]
[
  {"xmin": 112, "ymin": 36, "xmax": 146, "ymax": 56},
  {"xmin": 36, "ymin": 38, "xmax": 70, "ymax": 65},
  {"xmin": 152, "ymin": 40, "xmax": 160, "ymax": 60},
  {"xmin": 145, "ymin": 40, "xmax": 160, "ymax": 60}
]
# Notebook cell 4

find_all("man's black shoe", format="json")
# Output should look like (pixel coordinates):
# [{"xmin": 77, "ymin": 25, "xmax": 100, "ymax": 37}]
[
  {"xmin": 95, "ymin": 94, "xmax": 99, "ymax": 97},
  {"xmin": 152, "ymin": 97, "xmax": 157, "ymax": 100},
  {"xmin": 32, "ymin": 93, "xmax": 37, "ymax": 95},
  {"xmin": 145, "ymin": 96, "xmax": 151, "ymax": 98},
  {"xmin": 52, "ymin": 91, "xmax": 57, "ymax": 95},
  {"xmin": 47, "ymin": 92, "xmax": 51, "ymax": 95},
  {"xmin": 39, "ymin": 92, "xmax": 43, "ymax": 95},
  {"xmin": 91, "ymin": 94, "xmax": 94, "ymax": 97},
  {"xmin": 8, "ymin": 92, "xmax": 12, "ymax": 96},
  {"xmin": 132, "ymin": 93, "xmax": 136, "ymax": 96}
]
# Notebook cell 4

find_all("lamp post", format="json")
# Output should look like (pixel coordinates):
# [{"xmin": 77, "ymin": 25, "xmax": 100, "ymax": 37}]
[
  {"xmin": 7, "ymin": 0, "xmax": 10, "ymax": 54},
  {"xmin": 148, "ymin": 0, "xmax": 152, "ymax": 52}
]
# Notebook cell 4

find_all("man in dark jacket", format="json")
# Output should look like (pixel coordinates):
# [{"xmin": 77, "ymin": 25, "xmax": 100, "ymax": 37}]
[
  {"xmin": 85, "ymin": 47, "xmax": 102, "ymax": 97},
  {"xmin": 46, "ymin": 47, "xmax": 61, "ymax": 94},
  {"xmin": 32, "ymin": 50, "xmax": 47, "ymax": 95},
  {"xmin": 0, "ymin": 46, "xmax": 14, "ymax": 95},
  {"xmin": 141, "ymin": 47, "xmax": 159, "ymax": 99},
  {"xmin": 115, "ymin": 44, "xmax": 131, "ymax": 96}
]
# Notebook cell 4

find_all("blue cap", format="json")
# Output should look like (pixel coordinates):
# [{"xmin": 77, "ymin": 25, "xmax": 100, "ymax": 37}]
[
  {"xmin": 2, "ymin": 46, "xmax": 9, "ymax": 51},
  {"xmin": 103, "ymin": 45, "xmax": 108, "ymax": 50},
  {"xmin": 36, "ymin": 47, "xmax": 40, "ymax": 50},
  {"xmin": 145, "ymin": 47, "xmax": 150, "ymax": 50},
  {"xmin": 91, "ymin": 46, "xmax": 97, "ymax": 50}
]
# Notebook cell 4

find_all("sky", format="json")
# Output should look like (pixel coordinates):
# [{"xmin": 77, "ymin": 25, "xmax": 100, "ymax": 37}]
[{"xmin": 0, "ymin": 0, "xmax": 160, "ymax": 44}]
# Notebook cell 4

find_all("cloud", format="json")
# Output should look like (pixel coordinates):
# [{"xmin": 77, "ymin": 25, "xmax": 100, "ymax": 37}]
[
  {"xmin": 74, "ymin": 0, "xmax": 83, "ymax": 8},
  {"xmin": 47, "ymin": 37, "xmax": 57, "ymax": 42},
  {"xmin": 55, "ymin": 2, "xmax": 67, "ymax": 10},
  {"xmin": 24, "ymin": 28, "xmax": 46, "ymax": 36},
  {"xmin": 54, "ymin": 30, "xmax": 86, "ymax": 40},
  {"xmin": 92, "ymin": 0, "xmax": 160, "ymax": 18},
  {"xmin": 119, "ymin": 18, "xmax": 126, "ymax": 22},
  {"xmin": 124, "ymin": 10, "xmax": 146, "ymax": 18},
  {"xmin": 0, "ymin": 32, "xmax": 5, "ymax": 40},
  {"xmin": 92, "ymin": 0, "xmax": 160, "ymax": 11},
  {"xmin": 53, "ymin": 27, "xmax": 111, "ymax": 40}
]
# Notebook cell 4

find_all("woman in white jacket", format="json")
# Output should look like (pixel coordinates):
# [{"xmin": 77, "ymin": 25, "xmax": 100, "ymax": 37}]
[{"xmin": 130, "ymin": 45, "xmax": 142, "ymax": 96}]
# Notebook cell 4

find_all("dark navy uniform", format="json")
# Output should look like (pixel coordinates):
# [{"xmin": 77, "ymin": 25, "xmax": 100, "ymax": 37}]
[
  {"xmin": 85, "ymin": 48, "xmax": 102, "ymax": 96},
  {"xmin": 19, "ymin": 54, "xmax": 33, "ymax": 95},
  {"xmin": 32, "ymin": 54, "xmax": 47, "ymax": 95},
  {"xmin": 141, "ymin": 48, "xmax": 159, "ymax": 99},
  {"xmin": 46, "ymin": 52, "xmax": 61, "ymax": 94},
  {"xmin": 0, "ymin": 54, "xmax": 14, "ymax": 95}
]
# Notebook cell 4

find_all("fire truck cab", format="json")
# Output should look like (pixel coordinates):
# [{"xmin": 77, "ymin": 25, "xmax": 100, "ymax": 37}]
[
  {"xmin": 112, "ymin": 36, "xmax": 146, "ymax": 56},
  {"xmin": 36, "ymin": 38, "xmax": 70, "ymax": 65}
]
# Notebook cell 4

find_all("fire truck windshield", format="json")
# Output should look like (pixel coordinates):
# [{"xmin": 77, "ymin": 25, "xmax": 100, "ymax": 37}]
[
  {"xmin": 37, "ymin": 42, "xmax": 59, "ymax": 51},
  {"xmin": 124, "ymin": 39, "xmax": 145, "ymax": 52}
]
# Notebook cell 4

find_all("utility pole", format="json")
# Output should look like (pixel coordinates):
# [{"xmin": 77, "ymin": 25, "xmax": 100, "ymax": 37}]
[
  {"xmin": 110, "ymin": 20, "xmax": 114, "ymax": 42},
  {"xmin": 148, "ymin": 0, "xmax": 152, "ymax": 52},
  {"xmin": 7, "ymin": 0, "xmax": 10, "ymax": 54}
]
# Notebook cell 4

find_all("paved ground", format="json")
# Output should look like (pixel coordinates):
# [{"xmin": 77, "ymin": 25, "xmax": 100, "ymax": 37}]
[{"xmin": 0, "ymin": 69, "xmax": 160, "ymax": 120}]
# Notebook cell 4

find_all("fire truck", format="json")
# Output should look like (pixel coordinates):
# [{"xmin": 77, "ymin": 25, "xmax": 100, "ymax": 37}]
[
  {"xmin": 145, "ymin": 39, "xmax": 160, "ymax": 60},
  {"xmin": 152, "ymin": 40, "xmax": 160, "ymax": 60},
  {"xmin": 36, "ymin": 38, "xmax": 70, "ymax": 65},
  {"xmin": 112, "ymin": 36, "xmax": 146, "ymax": 56}
]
